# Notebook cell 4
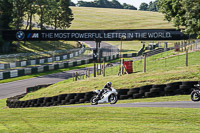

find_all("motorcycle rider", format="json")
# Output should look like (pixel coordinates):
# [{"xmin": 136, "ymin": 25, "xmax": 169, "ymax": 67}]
[{"xmin": 97, "ymin": 82, "xmax": 112, "ymax": 100}]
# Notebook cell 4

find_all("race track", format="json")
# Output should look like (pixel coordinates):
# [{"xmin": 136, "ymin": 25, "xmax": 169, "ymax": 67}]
[
  {"xmin": 61, "ymin": 101, "xmax": 200, "ymax": 108},
  {"xmin": 0, "ymin": 41, "xmax": 118, "ymax": 99}
]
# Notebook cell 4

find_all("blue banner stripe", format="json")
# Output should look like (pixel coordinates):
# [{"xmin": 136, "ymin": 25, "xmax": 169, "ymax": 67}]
[{"xmin": 27, "ymin": 33, "xmax": 32, "ymax": 38}]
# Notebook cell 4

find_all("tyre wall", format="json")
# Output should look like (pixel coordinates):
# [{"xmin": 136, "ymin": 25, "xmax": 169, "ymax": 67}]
[{"xmin": 6, "ymin": 81, "xmax": 199, "ymax": 108}]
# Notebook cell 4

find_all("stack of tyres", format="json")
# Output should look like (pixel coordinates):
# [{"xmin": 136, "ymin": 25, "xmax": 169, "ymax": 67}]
[
  {"xmin": 44, "ymin": 97, "xmax": 53, "ymax": 107},
  {"xmin": 19, "ymin": 101, "xmax": 24, "ymax": 108},
  {"xmin": 52, "ymin": 96, "xmax": 59, "ymax": 106},
  {"xmin": 127, "ymin": 87, "xmax": 140, "ymax": 99},
  {"xmin": 79, "ymin": 91, "xmax": 93, "ymax": 103},
  {"xmin": 36, "ymin": 97, "xmax": 45, "ymax": 107},
  {"xmin": 164, "ymin": 82, "xmax": 182, "ymax": 96},
  {"xmin": 12, "ymin": 101, "xmax": 18, "ymax": 108},
  {"xmin": 139, "ymin": 85, "xmax": 152, "ymax": 98},
  {"xmin": 28, "ymin": 99, "xmax": 37, "ymax": 107},
  {"xmin": 26, "ymin": 99, "xmax": 32, "ymax": 107},
  {"xmin": 145, "ymin": 84, "xmax": 166, "ymax": 98},
  {"xmin": 58, "ymin": 94, "xmax": 68, "ymax": 105},
  {"xmin": 117, "ymin": 89, "xmax": 129, "ymax": 100},
  {"xmin": 74, "ymin": 93, "xmax": 85, "ymax": 104},
  {"xmin": 65, "ymin": 93, "xmax": 76, "ymax": 104},
  {"xmin": 179, "ymin": 81, "xmax": 199, "ymax": 94}
]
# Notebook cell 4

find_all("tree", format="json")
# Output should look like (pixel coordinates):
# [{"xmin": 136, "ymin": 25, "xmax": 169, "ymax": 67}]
[
  {"xmin": 36, "ymin": 0, "xmax": 49, "ymax": 30},
  {"xmin": 58, "ymin": 0, "xmax": 74, "ymax": 29},
  {"xmin": 0, "ymin": 0, "xmax": 13, "ymax": 29},
  {"xmin": 77, "ymin": 1, "xmax": 96, "ymax": 7},
  {"xmin": 111, "ymin": 0, "xmax": 123, "ymax": 9},
  {"xmin": 182, "ymin": 0, "xmax": 200, "ymax": 37},
  {"xmin": 148, "ymin": 1, "xmax": 158, "ymax": 11},
  {"xmin": 12, "ymin": 0, "xmax": 29, "ymax": 30},
  {"xmin": 158, "ymin": 0, "xmax": 186, "ymax": 28},
  {"xmin": 0, "ymin": 0, "xmax": 13, "ymax": 53},
  {"xmin": 25, "ymin": 0, "xmax": 37, "ymax": 30},
  {"xmin": 47, "ymin": 0, "xmax": 61, "ymax": 30},
  {"xmin": 139, "ymin": 2, "xmax": 148, "ymax": 11},
  {"xmin": 123, "ymin": 3, "xmax": 137, "ymax": 10},
  {"xmin": 158, "ymin": 0, "xmax": 200, "ymax": 38}
]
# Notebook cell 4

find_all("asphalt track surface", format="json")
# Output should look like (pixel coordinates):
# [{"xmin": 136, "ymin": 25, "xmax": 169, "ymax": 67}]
[
  {"xmin": 0, "ymin": 41, "xmax": 118, "ymax": 99},
  {"xmin": 0, "ymin": 66, "xmax": 94, "ymax": 99},
  {"xmin": 61, "ymin": 101, "xmax": 200, "ymax": 108}
]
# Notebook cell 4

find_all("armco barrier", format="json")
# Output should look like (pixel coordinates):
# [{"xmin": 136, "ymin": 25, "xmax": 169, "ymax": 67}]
[
  {"xmin": 0, "ymin": 58, "xmax": 94, "ymax": 80},
  {"xmin": 6, "ymin": 81, "xmax": 199, "ymax": 108}
]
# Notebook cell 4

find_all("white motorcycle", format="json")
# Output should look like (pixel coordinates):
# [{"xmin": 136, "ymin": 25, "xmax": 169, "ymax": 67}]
[
  {"xmin": 191, "ymin": 84, "xmax": 200, "ymax": 101},
  {"xmin": 90, "ymin": 88, "xmax": 118, "ymax": 105}
]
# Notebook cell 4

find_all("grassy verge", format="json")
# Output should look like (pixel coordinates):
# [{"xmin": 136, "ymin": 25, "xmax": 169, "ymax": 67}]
[
  {"xmin": 14, "ymin": 41, "xmax": 77, "ymax": 54},
  {"xmin": 21, "ymin": 50, "xmax": 200, "ymax": 100},
  {"xmin": 2, "ymin": 41, "xmax": 77, "ymax": 56},
  {"xmin": 0, "ymin": 95, "xmax": 200, "ymax": 133}
]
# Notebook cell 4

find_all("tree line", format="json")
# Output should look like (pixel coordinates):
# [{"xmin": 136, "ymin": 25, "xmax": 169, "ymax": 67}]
[
  {"xmin": 71, "ymin": 0, "xmax": 137, "ymax": 10},
  {"xmin": 71, "ymin": 0, "xmax": 159, "ymax": 12}
]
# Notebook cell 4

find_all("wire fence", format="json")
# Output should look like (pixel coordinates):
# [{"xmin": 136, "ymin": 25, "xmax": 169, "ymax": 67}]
[
  {"xmin": 103, "ymin": 40, "xmax": 200, "ymax": 76},
  {"xmin": 71, "ymin": 40, "xmax": 200, "ymax": 82}
]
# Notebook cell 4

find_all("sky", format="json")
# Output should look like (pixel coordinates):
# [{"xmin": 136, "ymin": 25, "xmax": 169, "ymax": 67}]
[{"xmin": 71, "ymin": 0, "xmax": 154, "ymax": 9}]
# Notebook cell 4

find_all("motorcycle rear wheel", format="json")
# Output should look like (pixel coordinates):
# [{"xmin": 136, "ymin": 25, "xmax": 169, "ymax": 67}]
[
  {"xmin": 90, "ymin": 96, "xmax": 98, "ymax": 105},
  {"xmin": 109, "ymin": 94, "xmax": 118, "ymax": 104},
  {"xmin": 191, "ymin": 91, "xmax": 200, "ymax": 101}
]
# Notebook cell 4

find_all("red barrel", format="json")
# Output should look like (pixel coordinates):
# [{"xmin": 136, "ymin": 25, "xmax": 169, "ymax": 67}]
[{"xmin": 123, "ymin": 61, "xmax": 133, "ymax": 73}]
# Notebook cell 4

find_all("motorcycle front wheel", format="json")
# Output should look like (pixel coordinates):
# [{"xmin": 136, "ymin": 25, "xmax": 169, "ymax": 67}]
[
  {"xmin": 191, "ymin": 91, "xmax": 200, "ymax": 101},
  {"xmin": 109, "ymin": 94, "xmax": 118, "ymax": 104},
  {"xmin": 90, "ymin": 96, "xmax": 98, "ymax": 105}
]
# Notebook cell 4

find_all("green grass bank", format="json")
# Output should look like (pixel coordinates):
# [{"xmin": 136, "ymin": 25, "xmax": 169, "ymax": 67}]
[{"xmin": 22, "ymin": 50, "xmax": 200, "ymax": 100}]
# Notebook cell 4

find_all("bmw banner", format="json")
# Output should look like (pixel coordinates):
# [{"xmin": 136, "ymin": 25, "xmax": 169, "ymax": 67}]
[{"xmin": 2, "ymin": 29, "xmax": 188, "ymax": 41}]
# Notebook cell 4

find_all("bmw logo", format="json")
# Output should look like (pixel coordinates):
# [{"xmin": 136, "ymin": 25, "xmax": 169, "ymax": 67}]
[{"xmin": 16, "ymin": 31, "xmax": 25, "ymax": 40}]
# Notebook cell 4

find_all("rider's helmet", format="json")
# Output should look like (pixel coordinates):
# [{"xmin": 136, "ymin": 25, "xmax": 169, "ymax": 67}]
[{"xmin": 106, "ymin": 82, "xmax": 112, "ymax": 88}]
